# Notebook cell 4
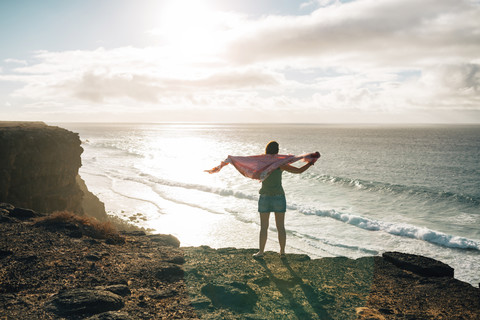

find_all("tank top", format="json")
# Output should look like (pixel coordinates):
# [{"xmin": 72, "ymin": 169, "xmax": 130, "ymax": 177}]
[{"xmin": 259, "ymin": 168, "xmax": 284, "ymax": 195}]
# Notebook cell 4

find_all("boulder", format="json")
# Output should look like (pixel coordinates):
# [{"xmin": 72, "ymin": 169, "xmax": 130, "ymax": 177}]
[
  {"xmin": 95, "ymin": 284, "xmax": 131, "ymax": 297},
  {"xmin": 383, "ymin": 251, "xmax": 454, "ymax": 278},
  {"xmin": 46, "ymin": 288, "xmax": 124, "ymax": 316},
  {"xmin": 10, "ymin": 207, "xmax": 41, "ymax": 220},
  {"xmin": 147, "ymin": 234, "xmax": 180, "ymax": 247}
]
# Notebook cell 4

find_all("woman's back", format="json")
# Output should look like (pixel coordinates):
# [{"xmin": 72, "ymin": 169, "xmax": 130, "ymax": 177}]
[{"xmin": 259, "ymin": 168, "xmax": 284, "ymax": 195}]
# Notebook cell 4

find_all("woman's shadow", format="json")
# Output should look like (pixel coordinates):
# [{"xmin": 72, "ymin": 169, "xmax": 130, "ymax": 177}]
[{"xmin": 256, "ymin": 257, "xmax": 333, "ymax": 320}]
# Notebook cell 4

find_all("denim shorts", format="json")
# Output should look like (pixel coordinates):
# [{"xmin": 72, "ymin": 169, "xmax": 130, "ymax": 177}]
[{"xmin": 258, "ymin": 194, "xmax": 287, "ymax": 213}]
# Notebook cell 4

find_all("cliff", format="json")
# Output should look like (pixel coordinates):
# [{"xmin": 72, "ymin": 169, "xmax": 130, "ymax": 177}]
[{"xmin": 0, "ymin": 121, "xmax": 106, "ymax": 220}]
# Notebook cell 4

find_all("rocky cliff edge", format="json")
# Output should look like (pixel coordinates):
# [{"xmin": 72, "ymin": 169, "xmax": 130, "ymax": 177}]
[
  {"xmin": 0, "ymin": 121, "xmax": 106, "ymax": 220},
  {"xmin": 1, "ymin": 205, "xmax": 479, "ymax": 319}
]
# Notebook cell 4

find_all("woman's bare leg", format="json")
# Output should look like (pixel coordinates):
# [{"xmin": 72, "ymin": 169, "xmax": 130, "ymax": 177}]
[
  {"xmin": 258, "ymin": 212, "xmax": 270, "ymax": 255},
  {"xmin": 275, "ymin": 212, "xmax": 286, "ymax": 255}
]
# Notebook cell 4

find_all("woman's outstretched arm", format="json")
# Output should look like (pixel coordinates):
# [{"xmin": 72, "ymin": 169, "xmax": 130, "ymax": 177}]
[{"xmin": 280, "ymin": 162, "xmax": 313, "ymax": 174}]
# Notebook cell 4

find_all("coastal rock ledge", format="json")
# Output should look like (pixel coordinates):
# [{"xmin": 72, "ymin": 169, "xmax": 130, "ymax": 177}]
[{"xmin": 1, "ymin": 204, "xmax": 480, "ymax": 319}]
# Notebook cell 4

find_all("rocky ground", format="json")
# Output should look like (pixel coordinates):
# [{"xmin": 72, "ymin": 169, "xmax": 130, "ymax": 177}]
[
  {"xmin": 0, "ymin": 203, "xmax": 196, "ymax": 319},
  {"xmin": 184, "ymin": 247, "xmax": 480, "ymax": 320},
  {"xmin": 1, "ymin": 203, "xmax": 479, "ymax": 320}
]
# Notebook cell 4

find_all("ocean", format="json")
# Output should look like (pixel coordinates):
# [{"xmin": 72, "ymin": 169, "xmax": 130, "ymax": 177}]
[{"xmin": 58, "ymin": 123, "xmax": 480, "ymax": 286}]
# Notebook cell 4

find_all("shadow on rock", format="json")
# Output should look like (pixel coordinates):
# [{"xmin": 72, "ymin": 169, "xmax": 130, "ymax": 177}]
[
  {"xmin": 258, "ymin": 258, "xmax": 333, "ymax": 320},
  {"xmin": 201, "ymin": 281, "xmax": 258, "ymax": 312}
]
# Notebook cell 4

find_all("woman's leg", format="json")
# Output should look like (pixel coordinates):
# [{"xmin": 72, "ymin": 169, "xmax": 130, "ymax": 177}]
[
  {"xmin": 258, "ymin": 212, "xmax": 270, "ymax": 254},
  {"xmin": 274, "ymin": 212, "xmax": 286, "ymax": 255}
]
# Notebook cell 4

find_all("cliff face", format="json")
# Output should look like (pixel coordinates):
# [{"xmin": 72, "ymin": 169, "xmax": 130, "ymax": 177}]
[{"xmin": 0, "ymin": 121, "xmax": 106, "ymax": 219}]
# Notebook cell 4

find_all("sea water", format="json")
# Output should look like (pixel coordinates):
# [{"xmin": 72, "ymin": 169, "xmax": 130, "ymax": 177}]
[{"xmin": 58, "ymin": 123, "xmax": 480, "ymax": 286}]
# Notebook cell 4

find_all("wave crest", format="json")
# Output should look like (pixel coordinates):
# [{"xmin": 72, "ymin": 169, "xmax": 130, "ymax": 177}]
[{"xmin": 298, "ymin": 206, "xmax": 480, "ymax": 251}]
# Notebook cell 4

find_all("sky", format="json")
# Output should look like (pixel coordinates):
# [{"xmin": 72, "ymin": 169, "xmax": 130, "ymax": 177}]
[{"xmin": 1, "ymin": 0, "xmax": 480, "ymax": 123}]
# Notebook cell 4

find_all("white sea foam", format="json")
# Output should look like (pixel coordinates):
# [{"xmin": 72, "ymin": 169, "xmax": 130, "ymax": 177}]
[
  {"xmin": 111, "ymin": 170, "xmax": 480, "ymax": 252},
  {"xmin": 298, "ymin": 207, "xmax": 480, "ymax": 251}
]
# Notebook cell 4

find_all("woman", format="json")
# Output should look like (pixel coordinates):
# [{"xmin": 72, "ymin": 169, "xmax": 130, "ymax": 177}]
[{"xmin": 254, "ymin": 141, "xmax": 314, "ymax": 258}]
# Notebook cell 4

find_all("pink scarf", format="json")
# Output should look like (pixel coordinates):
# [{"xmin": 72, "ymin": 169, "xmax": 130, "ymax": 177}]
[{"xmin": 206, "ymin": 152, "xmax": 320, "ymax": 181}]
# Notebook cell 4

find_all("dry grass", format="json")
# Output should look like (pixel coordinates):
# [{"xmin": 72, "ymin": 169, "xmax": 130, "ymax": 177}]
[{"xmin": 35, "ymin": 211, "xmax": 125, "ymax": 244}]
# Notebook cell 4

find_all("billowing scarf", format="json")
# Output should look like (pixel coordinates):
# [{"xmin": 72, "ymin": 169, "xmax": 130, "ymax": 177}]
[{"xmin": 206, "ymin": 152, "xmax": 320, "ymax": 181}]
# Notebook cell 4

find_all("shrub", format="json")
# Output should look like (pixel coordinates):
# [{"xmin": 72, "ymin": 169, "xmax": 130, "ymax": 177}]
[{"xmin": 35, "ymin": 211, "xmax": 125, "ymax": 244}]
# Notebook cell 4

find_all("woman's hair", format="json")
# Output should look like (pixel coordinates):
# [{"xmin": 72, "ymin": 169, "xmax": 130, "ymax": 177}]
[{"xmin": 265, "ymin": 141, "xmax": 279, "ymax": 154}]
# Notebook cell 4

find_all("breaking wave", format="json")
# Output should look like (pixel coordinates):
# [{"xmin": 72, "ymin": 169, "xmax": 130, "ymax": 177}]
[{"xmin": 296, "ymin": 206, "xmax": 480, "ymax": 251}]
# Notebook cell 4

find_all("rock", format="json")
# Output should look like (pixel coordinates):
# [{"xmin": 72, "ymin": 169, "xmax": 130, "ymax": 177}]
[
  {"xmin": 83, "ymin": 238, "xmax": 101, "ymax": 245},
  {"xmin": 0, "ymin": 203, "xmax": 15, "ymax": 211},
  {"xmin": 0, "ymin": 213, "xmax": 13, "ymax": 223},
  {"xmin": 0, "ymin": 249, "xmax": 13, "ymax": 258},
  {"xmin": 383, "ymin": 251, "xmax": 454, "ymax": 278},
  {"xmin": 150, "ymin": 288, "xmax": 177, "ymax": 300},
  {"xmin": 167, "ymin": 255, "xmax": 186, "ymax": 265},
  {"xmin": 120, "ymin": 230, "xmax": 146, "ymax": 237},
  {"xmin": 68, "ymin": 229, "xmax": 84, "ymax": 238},
  {"xmin": 105, "ymin": 237, "xmax": 126, "ymax": 245},
  {"xmin": 147, "ymin": 234, "xmax": 180, "ymax": 247},
  {"xmin": 46, "ymin": 288, "xmax": 124, "ymax": 316},
  {"xmin": 86, "ymin": 254, "xmax": 102, "ymax": 261},
  {"xmin": 84, "ymin": 311, "xmax": 131, "ymax": 320},
  {"xmin": 201, "ymin": 281, "xmax": 258, "ymax": 312},
  {"xmin": 95, "ymin": 284, "xmax": 131, "ymax": 297},
  {"xmin": 356, "ymin": 307, "xmax": 386, "ymax": 320},
  {"xmin": 0, "ymin": 204, "xmax": 15, "ymax": 223},
  {"xmin": 9, "ymin": 207, "xmax": 41, "ymax": 220},
  {"xmin": 15, "ymin": 255, "xmax": 37, "ymax": 264},
  {"xmin": 154, "ymin": 263, "xmax": 185, "ymax": 282}
]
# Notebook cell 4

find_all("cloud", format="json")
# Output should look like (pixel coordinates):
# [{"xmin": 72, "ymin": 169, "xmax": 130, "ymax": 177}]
[
  {"xmin": 1, "ymin": 0, "xmax": 479, "ymax": 122},
  {"xmin": 1, "ymin": 47, "xmax": 285, "ymax": 109},
  {"xmin": 309, "ymin": 63, "xmax": 480, "ymax": 111},
  {"xmin": 411, "ymin": 63, "xmax": 480, "ymax": 109},
  {"xmin": 66, "ymin": 72, "xmax": 160, "ymax": 103},
  {"xmin": 4, "ymin": 58, "xmax": 28, "ymax": 66},
  {"xmin": 225, "ymin": 0, "xmax": 480, "ymax": 67}
]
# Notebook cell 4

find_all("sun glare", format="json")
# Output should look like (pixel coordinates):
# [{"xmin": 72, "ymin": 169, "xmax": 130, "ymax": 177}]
[{"xmin": 156, "ymin": 0, "xmax": 225, "ymax": 56}]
